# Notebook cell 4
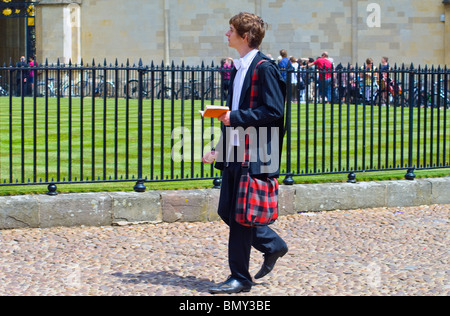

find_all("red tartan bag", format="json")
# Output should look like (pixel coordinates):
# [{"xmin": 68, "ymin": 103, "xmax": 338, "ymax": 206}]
[
  {"xmin": 235, "ymin": 171, "xmax": 279, "ymax": 227},
  {"xmin": 235, "ymin": 60, "xmax": 279, "ymax": 227}
]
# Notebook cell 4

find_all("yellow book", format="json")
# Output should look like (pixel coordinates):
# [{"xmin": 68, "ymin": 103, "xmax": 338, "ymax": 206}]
[{"xmin": 199, "ymin": 105, "xmax": 230, "ymax": 118}]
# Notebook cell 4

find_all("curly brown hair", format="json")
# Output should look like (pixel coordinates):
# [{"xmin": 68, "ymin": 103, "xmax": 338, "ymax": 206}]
[{"xmin": 229, "ymin": 12, "xmax": 267, "ymax": 49}]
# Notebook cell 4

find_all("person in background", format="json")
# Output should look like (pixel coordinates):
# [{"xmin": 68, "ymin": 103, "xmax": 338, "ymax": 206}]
[
  {"xmin": 278, "ymin": 49, "xmax": 289, "ymax": 80},
  {"xmin": 380, "ymin": 56, "xmax": 391, "ymax": 105},
  {"xmin": 28, "ymin": 56, "xmax": 36, "ymax": 94},
  {"xmin": 380, "ymin": 56, "xmax": 390, "ymax": 72},
  {"xmin": 16, "ymin": 56, "xmax": 28, "ymax": 97},
  {"xmin": 289, "ymin": 56, "xmax": 299, "ymax": 102},
  {"xmin": 221, "ymin": 57, "xmax": 234, "ymax": 99},
  {"xmin": 309, "ymin": 52, "xmax": 333, "ymax": 103},
  {"xmin": 363, "ymin": 57, "xmax": 378, "ymax": 102}
]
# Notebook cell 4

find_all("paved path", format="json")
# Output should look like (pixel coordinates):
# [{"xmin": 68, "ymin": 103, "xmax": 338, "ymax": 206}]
[{"xmin": 0, "ymin": 205, "xmax": 448, "ymax": 296}]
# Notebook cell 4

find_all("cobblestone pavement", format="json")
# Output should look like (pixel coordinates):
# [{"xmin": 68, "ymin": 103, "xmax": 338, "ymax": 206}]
[{"xmin": 0, "ymin": 205, "xmax": 448, "ymax": 296}]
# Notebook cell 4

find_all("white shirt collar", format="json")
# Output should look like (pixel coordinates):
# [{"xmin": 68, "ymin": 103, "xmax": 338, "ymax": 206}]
[{"xmin": 234, "ymin": 49, "xmax": 259, "ymax": 70}]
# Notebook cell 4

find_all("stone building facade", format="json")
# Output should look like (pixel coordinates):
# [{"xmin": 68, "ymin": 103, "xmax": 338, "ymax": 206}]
[{"xmin": 30, "ymin": 0, "xmax": 450, "ymax": 67}]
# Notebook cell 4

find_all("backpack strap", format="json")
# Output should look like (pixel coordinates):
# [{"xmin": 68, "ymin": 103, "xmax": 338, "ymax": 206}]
[
  {"xmin": 243, "ymin": 60, "xmax": 269, "ymax": 168},
  {"xmin": 249, "ymin": 60, "xmax": 268, "ymax": 109}
]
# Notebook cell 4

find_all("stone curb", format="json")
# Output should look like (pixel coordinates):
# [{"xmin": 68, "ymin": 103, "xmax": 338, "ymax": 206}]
[{"xmin": 0, "ymin": 177, "xmax": 449, "ymax": 230}]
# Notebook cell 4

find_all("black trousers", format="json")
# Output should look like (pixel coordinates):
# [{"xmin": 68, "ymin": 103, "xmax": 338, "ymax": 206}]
[{"xmin": 217, "ymin": 162, "xmax": 287, "ymax": 286}]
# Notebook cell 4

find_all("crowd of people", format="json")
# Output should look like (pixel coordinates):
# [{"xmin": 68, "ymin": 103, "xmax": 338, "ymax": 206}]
[
  {"xmin": 274, "ymin": 50, "xmax": 396, "ymax": 105},
  {"xmin": 221, "ymin": 50, "xmax": 397, "ymax": 106}
]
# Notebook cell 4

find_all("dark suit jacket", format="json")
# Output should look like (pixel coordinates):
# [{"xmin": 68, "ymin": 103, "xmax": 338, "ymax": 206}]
[{"xmin": 214, "ymin": 52, "xmax": 286, "ymax": 178}]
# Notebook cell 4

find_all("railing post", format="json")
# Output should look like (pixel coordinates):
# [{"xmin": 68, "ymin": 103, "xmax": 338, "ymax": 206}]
[
  {"xmin": 405, "ymin": 64, "xmax": 416, "ymax": 180},
  {"xmin": 347, "ymin": 172, "xmax": 357, "ymax": 183},
  {"xmin": 134, "ymin": 59, "xmax": 147, "ymax": 192},
  {"xmin": 283, "ymin": 66, "xmax": 295, "ymax": 185},
  {"xmin": 47, "ymin": 183, "xmax": 58, "ymax": 196},
  {"xmin": 213, "ymin": 177, "xmax": 222, "ymax": 189}
]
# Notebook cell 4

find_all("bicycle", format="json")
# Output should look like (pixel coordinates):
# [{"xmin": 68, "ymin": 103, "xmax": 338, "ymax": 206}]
[
  {"xmin": 177, "ymin": 79, "xmax": 201, "ymax": 100},
  {"xmin": 0, "ymin": 75, "xmax": 9, "ymax": 96},
  {"xmin": 36, "ymin": 73, "xmax": 80, "ymax": 97},
  {"xmin": 125, "ymin": 74, "xmax": 177, "ymax": 99},
  {"xmin": 177, "ymin": 76, "xmax": 221, "ymax": 101},
  {"xmin": 76, "ymin": 73, "xmax": 116, "ymax": 98},
  {"xmin": 415, "ymin": 80, "xmax": 450, "ymax": 109},
  {"xmin": 203, "ymin": 75, "xmax": 222, "ymax": 101}
]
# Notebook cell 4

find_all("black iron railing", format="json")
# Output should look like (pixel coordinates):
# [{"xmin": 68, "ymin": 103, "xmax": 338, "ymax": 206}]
[{"xmin": 0, "ymin": 59, "xmax": 449, "ymax": 194}]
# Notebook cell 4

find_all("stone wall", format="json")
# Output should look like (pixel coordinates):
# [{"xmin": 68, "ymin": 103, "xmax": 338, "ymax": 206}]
[
  {"xmin": 1, "ymin": 178, "xmax": 450, "ymax": 230},
  {"xmin": 445, "ymin": 0, "xmax": 450, "ymax": 65},
  {"xmin": 35, "ymin": 0, "xmax": 450, "ymax": 67}
]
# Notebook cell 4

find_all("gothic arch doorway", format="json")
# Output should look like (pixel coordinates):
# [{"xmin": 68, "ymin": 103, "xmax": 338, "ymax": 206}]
[{"xmin": 0, "ymin": 0, "xmax": 37, "ymax": 64}]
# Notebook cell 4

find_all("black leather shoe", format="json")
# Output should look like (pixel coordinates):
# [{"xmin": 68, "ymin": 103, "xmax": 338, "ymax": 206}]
[
  {"xmin": 209, "ymin": 277, "xmax": 252, "ymax": 294},
  {"xmin": 254, "ymin": 247, "xmax": 288, "ymax": 279}
]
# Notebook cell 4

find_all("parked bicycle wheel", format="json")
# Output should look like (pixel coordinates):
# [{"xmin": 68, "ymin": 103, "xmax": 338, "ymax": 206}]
[
  {"xmin": 157, "ymin": 87, "xmax": 177, "ymax": 99},
  {"xmin": 99, "ymin": 82, "xmax": 115, "ymax": 98},
  {"xmin": 36, "ymin": 82, "xmax": 54, "ymax": 97},
  {"xmin": 203, "ymin": 86, "xmax": 222, "ymax": 101},
  {"xmin": 438, "ymin": 91, "xmax": 450, "ymax": 109},
  {"xmin": 63, "ymin": 84, "xmax": 81, "ymax": 98},
  {"xmin": 177, "ymin": 86, "xmax": 199, "ymax": 100},
  {"xmin": 125, "ymin": 80, "xmax": 140, "ymax": 99},
  {"xmin": 0, "ymin": 85, "xmax": 8, "ymax": 96},
  {"xmin": 0, "ymin": 75, "xmax": 8, "ymax": 96},
  {"xmin": 76, "ymin": 81, "xmax": 92, "ymax": 97}
]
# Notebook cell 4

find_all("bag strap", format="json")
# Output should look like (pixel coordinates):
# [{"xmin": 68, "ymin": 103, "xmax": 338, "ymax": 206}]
[
  {"xmin": 249, "ymin": 60, "xmax": 268, "ymax": 109},
  {"xmin": 243, "ymin": 60, "xmax": 268, "ymax": 168}
]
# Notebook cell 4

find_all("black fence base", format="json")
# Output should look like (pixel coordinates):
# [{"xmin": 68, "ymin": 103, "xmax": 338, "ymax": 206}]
[
  {"xmin": 347, "ymin": 172, "xmax": 357, "ymax": 183},
  {"xmin": 213, "ymin": 178, "xmax": 222, "ymax": 189},
  {"xmin": 283, "ymin": 174, "xmax": 295, "ymax": 185},
  {"xmin": 47, "ymin": 184, "xmax": 58, "ymax": 196},
  {"xmin": 134, "ymin": 180, "xmax": 146, "ymax": 192},
  {"xmin": 405, "ymin": 168, "xmax": 416, "ymax": 181}
]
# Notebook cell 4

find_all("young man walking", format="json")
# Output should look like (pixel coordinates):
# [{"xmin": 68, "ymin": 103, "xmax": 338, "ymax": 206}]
[{"xmin": 203, "ymin": 12, "xmax": 288, "ymax": 294}]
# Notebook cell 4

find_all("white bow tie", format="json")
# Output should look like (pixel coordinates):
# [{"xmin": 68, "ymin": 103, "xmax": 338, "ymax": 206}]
[{"xmin": 234, "ymin": 58, "xmax": 246, "ymax": 71}]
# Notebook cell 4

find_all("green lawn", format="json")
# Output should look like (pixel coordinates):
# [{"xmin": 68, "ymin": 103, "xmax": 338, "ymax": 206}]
[
  {"xmin": 0, "ymin": 96, "xmax": 449, "ymax": 195},
  {"xmin": 287, "ymin": 100, "xmax": 450, "ymax": 174},
  {"xmin": 0, "ymin": 96, "xmax": 220, "ymax": 185}
]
